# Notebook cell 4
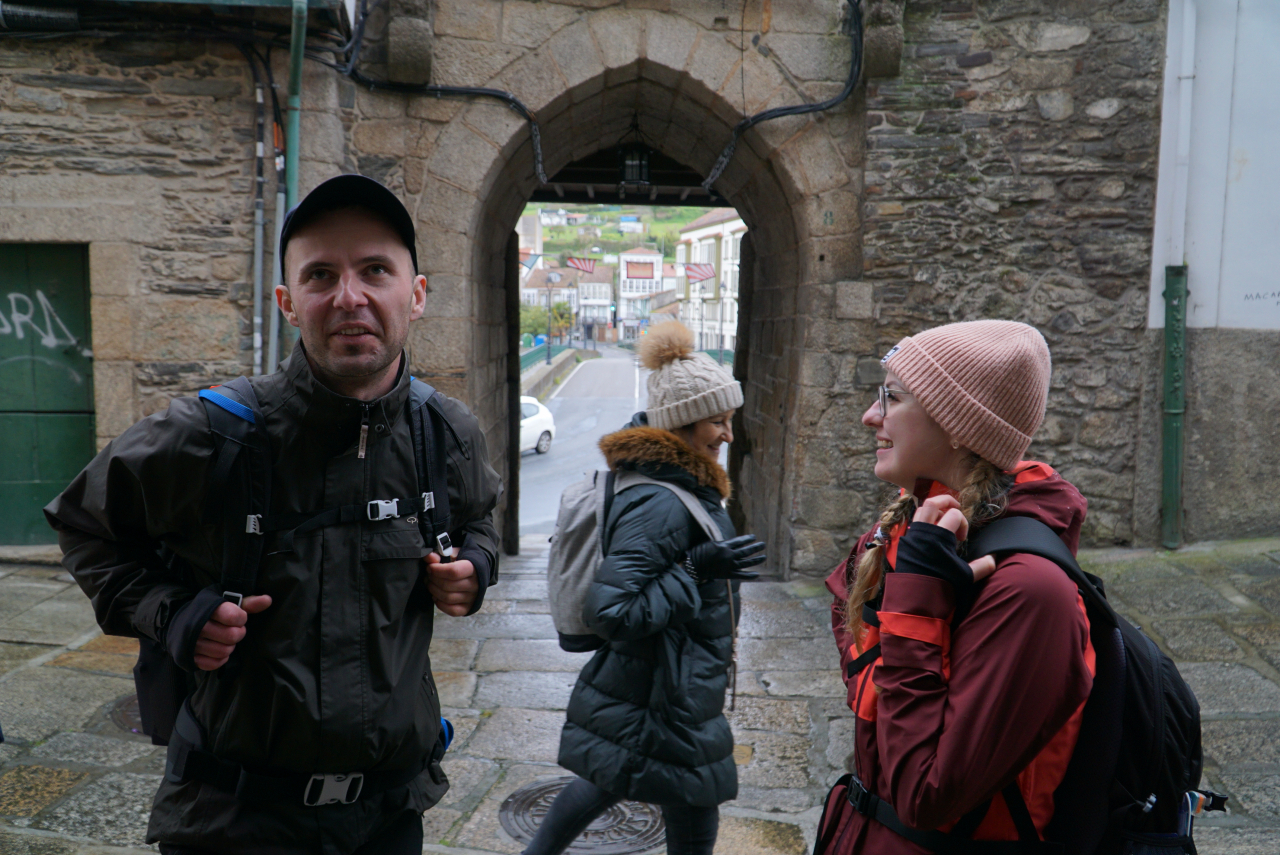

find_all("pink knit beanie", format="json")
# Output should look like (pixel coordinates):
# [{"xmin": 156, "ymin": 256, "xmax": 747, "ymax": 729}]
[{"xmin": 880, "ymin": 320, "xmax": 1051, "ymax": 471}]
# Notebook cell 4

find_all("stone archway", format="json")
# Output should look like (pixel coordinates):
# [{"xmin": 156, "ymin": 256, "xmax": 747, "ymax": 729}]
[{"xmin": 401, "ymin": 8, "xmax": 862, "ymax": 577}]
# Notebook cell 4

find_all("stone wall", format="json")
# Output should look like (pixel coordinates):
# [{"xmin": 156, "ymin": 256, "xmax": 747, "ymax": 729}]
[
  {"xmin": 833, "ymin": 0, "xmax": 1169, "ymax": 553},
  {"xmin": 0, "ymin": 35, "xmax": 272, "ymax": 446}
]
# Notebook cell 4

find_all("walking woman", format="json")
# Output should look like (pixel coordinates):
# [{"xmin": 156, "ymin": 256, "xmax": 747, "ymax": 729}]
[
  {"xmin": 523, "ymin": 322, "xmax": 766, "ymax": 855},
  {"xmin": 823, "ymin": 320, "xmax": 1095, "ymax": 852}
]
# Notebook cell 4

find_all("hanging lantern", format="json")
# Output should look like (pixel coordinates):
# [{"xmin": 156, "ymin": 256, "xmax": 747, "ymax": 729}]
[{"xmin": 618, "ymin": 143, "xmax": 650, "ymax": 186}]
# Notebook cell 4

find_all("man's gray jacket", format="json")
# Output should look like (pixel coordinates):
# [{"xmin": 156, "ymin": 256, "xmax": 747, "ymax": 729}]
[{"xmin": 44, "ymin": 344, "xmax": 501, "ymax": 850}]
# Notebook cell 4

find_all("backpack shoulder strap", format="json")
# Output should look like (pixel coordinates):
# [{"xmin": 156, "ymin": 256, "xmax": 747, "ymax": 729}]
[
  {"xmin": 408, "ymin": 378, "xmax": 453, "ymax": 556},
  {"xmin": 197, "ymin": 376, "xmax": 269, "ymax": 605},
  {"xmin": 614, "ymin": 470, "xmax": 723, "ymax": 542},
  {"xmin": 967, "ymin": 515, "xmax": 1117, "ymax": 628}
]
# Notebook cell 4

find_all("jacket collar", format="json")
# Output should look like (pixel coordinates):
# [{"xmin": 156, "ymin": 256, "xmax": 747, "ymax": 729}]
[
  {"xmin": 599, "ymin": 426, "xmax": 731, "ymax": 499},
  {"xmin": 271, "ymin": 341, "xmax": 411, "ymax": 450}
]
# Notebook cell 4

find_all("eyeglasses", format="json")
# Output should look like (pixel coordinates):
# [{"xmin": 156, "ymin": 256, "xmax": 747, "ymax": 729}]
[{"xmin": 877, "ymin": 385, "xmax": 915, "ymax": 419}]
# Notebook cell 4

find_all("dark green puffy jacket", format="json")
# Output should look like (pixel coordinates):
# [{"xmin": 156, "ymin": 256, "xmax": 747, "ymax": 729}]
[{"xmin": 558, "ymin": 419, "xmax": 741, "ymax": 808}]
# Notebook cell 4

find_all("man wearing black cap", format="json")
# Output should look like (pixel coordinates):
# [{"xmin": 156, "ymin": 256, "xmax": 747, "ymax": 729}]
[{"xmin": 45, "ymin": 175, "xmax": 502, "ymax": 854}]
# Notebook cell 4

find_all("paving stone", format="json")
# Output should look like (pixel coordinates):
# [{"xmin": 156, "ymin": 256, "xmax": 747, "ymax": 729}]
[
  {"xmin": 1226, "ymin": 556, "xmax": 1280, "ymax": 578},
  {"xmin": 47, "ymin": 651, "xmax": 135, "ymax": 675},
  {"xmin": 0, "ymin": 586, "xmax": 100, "ymax": 645},
  {"xmin": 80, "ymin": 636, "xmax": 138, "ymax": 655},
  {"xmin": 0, "ymin": 831, "xmax": 82, "ymax": 854},
  {"xmin": 713, "ymin": 814, "xmax": 807, "ymax": 854},
  {"xmin": 430, "ymin": 613, "xmax": 557, "ymax": 640},
  {"xmin": 1178, "ymin": 663, "xmax": 1280, "ymax": 716},
  {"xmin": 1228, "ymin": 618, "xmax": 1280, "ymax": 650},
  {"xmin": 738, "ymin": 637, "xmax": 841, "ymax": 671},
  {"xmin": 1217, "ymin": 772, "xmax": 1280, "ymax": 819},
  {"xmin": 421, "ymin": 805, "xmax": 464, "ymax": 845},
  {"xmin": 738, "ymin": 601, "xmax": 826, "ymax": 638},
  {"xmin": 735, "ymin": 732, "xmax": 811, "ymax": 789},
  {"xmin": 0, "ymin": 667, "xmax": 133, "ymax": 743},
  {"xmin": 1202, "ymin": 720, "xmax": 1280, "ymax": 767},
  {"xmin": 759, "ymin": 669, "xmax": 846, "ymax": 699},
  {"xmin": 1235, "ymin": 577, "xmax": 1280, "ymax": 616},
  {"xmin": 29, "ymin": 733, "xmax": 157, "ymax": 768},
  {"xmin": 473, "ymin": 639, "xmax": 593, "ymax": 673},
  {"xmin": 727, "ymin": 698, "xmax": 811, "ymax": 736},
  {"xmin": 434, "ymin": 671, "xmax": 478, "ymax": 708},
  {"xmin": 484, "ymin": 578, "xmax": 548, "ymax": 601},
  {"xmin": 452, "ymin": 764, "xmax": 570, "ymax": 854},
  {"xmin": 436, "ymin": 755, "xmax": 499, "ymax": 808},
  {"xmin": 440, "ymin": 710, "xmax": 481, "ymax": 750},
  {"xmin": 464, "ymin": 708, "xmax": 564, "ymax": 763},
  {"xmin": 511, "ymin": 601, "xmax": 552, "ymax": 615},
  {"xmin": 0, "ymin": 577, "xmax": 68, "ymax": 624},
  {"xmin": 0, "ymin": 641, "xmax": 51, "ymax": 676},
  {"xmin": 474, "ymin": 671, "xmax": 576, "ymax": 711},
  {"xmin": 0, "ymin": 766, "xmax": 88, "ymax": 816},
  {"xmin": 430, "ymin": 638, "xmax": 479, "ymax": 671},
  {"xmin": 1108, "ymin": 577, "xmax": 1239, "ymax": 619},
  {"xmin": 1151, "ymin": 620, "xmax": 1243, "ymax": 661},
  {"xmin": 1195, "ymin": 826, "xmax": 1280, "ymax": 855},
  {"xmin": 33, "ymin": 772, "xmax": 159, "ymax": 847}
]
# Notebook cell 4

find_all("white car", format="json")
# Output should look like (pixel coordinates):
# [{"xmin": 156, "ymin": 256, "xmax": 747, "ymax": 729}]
[{"xmin": 519, "ymin": 395, "xmax": 556, "ymax": 454}]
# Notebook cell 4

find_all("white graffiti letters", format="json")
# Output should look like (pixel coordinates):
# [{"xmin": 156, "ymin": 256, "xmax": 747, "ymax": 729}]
[{"xmin": 0, "ymin": 290, "xmax": 82, "ymax": 350}]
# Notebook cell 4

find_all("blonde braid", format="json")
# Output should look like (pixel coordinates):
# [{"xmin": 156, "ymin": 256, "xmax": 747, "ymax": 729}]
[
  {"xmin": 844, "ymin": 491, "xmax": 917, "ymax": 644},
  {"xmin": 843, "ymin": 457, "xmax": 1014, "ymax": 644}
]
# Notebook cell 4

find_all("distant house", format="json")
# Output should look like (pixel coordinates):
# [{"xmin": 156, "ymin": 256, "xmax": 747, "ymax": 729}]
[
  {"xmin": 676, "ymin": 207, "xmax": 744, "ymax": 352},
  {"xmin": 516, "ymin": 214, "xmax": 543, "ymax": 281},
  {"xmin": 618, "ymin": 214, "xmax": 644, "ymax": 234},
  {"xmin": 520, "ymin": 267, "xmax": 579, "ymax": 316},
  {"xmin": 648, "ymin": 288, "xmax": 681, "ymax": 326},
  {"xmin": 538, "ymin": 208, "xmax": 568, "ymax": 227},
  {"xmin": 617, "ymin": 246, "xmax": 663, "ymax": 341},
  {"xmin": 577, "ymin": 265, "xmax": 616, "ymax": 340}
]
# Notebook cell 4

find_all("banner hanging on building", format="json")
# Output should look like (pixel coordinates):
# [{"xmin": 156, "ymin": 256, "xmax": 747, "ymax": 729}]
[
  {"xmin": 685, "ymin": 263, "xmax": 716, "ymax": 283},
  {"xmin": 566, "ymin": 257, "xmax": 596, "ymax": 273}
]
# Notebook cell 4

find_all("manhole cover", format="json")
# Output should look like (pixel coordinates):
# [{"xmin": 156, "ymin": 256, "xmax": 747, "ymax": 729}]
[
  {"xmin": 499, "ymin": 777, "xmax": 666, "ymax": 854},
  {"xmin": 110, "ymin": 694, "xmax": 145, "ymax": 735}
]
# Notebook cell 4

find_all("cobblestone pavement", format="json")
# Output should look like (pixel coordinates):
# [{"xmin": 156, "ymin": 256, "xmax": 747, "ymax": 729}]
[{"xmin": 1, "ymin": 536, "xmax": 1277, "ymax": 854}]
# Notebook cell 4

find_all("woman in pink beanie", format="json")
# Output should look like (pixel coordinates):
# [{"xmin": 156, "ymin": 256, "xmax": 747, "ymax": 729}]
[{"xmin": 820, "ymin": 320, "xmax": 1095, "ymax": 853}]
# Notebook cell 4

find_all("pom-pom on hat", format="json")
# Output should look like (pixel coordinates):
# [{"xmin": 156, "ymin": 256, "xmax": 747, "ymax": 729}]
[
  {"xmin": 640, "ymin": 321, "xmax": 743, "ymax": 430},
  {"xmin": 880, "ymin": 320, "xmax": 1052, "ymax": 471}
]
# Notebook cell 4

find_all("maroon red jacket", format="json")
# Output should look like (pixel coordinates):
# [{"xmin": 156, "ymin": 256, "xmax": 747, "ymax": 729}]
[{"xmin": 825, "ymin": 463, "xmax": 1095, "ymax": 851}]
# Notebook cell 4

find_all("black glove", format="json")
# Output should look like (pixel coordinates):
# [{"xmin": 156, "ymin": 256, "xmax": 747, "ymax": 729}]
[
  {"xmin": 685, "ymin": 534, "xmax": 766, "ymax": 582},
  {"xmin": 893, "ymin": 522, "xmax": 974, "ymax": 590}
]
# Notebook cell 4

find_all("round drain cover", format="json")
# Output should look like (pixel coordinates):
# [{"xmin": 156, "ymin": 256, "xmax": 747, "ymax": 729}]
[
  {"xmin": 499, "ymin": 776, "xmax": 666, "ymax": 854},
  {"xmin": 110, "ymin": 694, "xmax": 144, "ymax": 735}
]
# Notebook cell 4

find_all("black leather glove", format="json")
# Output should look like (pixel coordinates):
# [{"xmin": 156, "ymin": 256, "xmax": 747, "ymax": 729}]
[{"xmin": 685, "ymin": 534, "xmax": 766, "ymax": 582}]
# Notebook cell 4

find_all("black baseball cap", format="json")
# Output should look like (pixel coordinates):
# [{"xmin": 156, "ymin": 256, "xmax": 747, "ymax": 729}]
[{"xmin": 278, "ymin": 174, "xmax": 418, "ymax": 278}]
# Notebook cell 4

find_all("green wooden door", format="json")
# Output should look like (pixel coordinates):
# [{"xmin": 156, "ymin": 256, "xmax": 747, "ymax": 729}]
[{"xmin": 0, "ymin": 245, "xmax": 95, "ymax": 544}]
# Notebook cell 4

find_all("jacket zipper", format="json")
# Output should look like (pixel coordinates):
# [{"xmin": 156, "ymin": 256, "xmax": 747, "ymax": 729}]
[{"xmin": 358, "ymin": 404, "xmax": 370, "ymax": 459}]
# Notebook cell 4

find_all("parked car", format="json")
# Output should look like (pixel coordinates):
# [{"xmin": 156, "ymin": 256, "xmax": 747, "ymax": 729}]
[{"xmin": 519, "ymin": 395, "xmax": 556, "ymax": 454}]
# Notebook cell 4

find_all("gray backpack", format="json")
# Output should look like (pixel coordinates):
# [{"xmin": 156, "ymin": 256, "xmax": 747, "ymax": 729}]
[{"xmin": 547, "ymin": 469, "xmax": 722, "ymax": 644}]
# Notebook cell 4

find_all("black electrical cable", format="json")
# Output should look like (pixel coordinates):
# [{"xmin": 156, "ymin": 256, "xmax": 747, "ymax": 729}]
[{"xmin": 701, "ymin": 0, "xmax": 864, "ymax": 192}]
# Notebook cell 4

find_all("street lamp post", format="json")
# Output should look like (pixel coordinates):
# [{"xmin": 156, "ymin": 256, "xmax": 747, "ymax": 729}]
[{"xmin": 546, "ymin": 288, "xmax": 553, "ymax": 365}]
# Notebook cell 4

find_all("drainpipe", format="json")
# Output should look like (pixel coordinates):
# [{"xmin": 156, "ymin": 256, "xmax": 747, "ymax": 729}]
[
  {"xmin": 286, "ymin": 0, "xmax": 307, "ymax": 210},
  {"xmin": 1161, "ymin": 0, "xmax": 1196, "ymax": 549},
  {"xmin": 1161, "ymin": 266, "xmax": 1188, "ymax": 549}
]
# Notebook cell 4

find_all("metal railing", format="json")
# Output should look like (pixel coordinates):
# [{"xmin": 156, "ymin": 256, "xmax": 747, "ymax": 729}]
[{"xmin": 519, "ymin": 344, "xmax": 572, "ymax": 373}]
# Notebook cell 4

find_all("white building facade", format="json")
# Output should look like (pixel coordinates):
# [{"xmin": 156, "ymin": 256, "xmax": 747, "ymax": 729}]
[
  {"xmin": 674, "ymin": 208, "xmax": 743, "ymax": 354},
  {"xmin": 617, "ymin": 246, "xmax": 663, "ymax": 341}
]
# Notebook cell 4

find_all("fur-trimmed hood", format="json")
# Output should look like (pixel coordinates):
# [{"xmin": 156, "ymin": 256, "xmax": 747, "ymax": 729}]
[{"xmin": 599, "ymin": 426, "xmax": 731, "ymax": 499}]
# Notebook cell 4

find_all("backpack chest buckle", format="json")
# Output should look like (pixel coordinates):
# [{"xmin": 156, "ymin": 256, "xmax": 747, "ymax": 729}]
[{"xmin": 367, "ymin": 499, "xmax": 399, "ymax": 521}]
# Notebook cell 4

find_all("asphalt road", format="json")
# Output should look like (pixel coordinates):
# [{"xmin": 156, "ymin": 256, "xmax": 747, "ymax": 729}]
[{"xmin": 518, "ymin": 346, "xmax": 649, "ymax": 535}]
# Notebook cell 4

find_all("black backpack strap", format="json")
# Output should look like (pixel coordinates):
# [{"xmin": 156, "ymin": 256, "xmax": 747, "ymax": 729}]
[
  {"xmin": 966, "ymin": 516, "xmax": 1118, "ymax": 629},
  {"xmin": 409, "ymin": 379, "xmax": 453, "ymax": 556},
  {"xmin": 843, "ymin": 775, "xmax": 1063, "ymax": 854},
  {"xmin": 198, "ymin": 377, "xmax": 270, "ymax": 605}
]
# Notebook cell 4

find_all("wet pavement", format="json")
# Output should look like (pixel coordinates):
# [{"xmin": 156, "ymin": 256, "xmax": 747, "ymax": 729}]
[{"xmin": 1, "ymin": 536, "xmax": 1278, "ymax": 854}]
